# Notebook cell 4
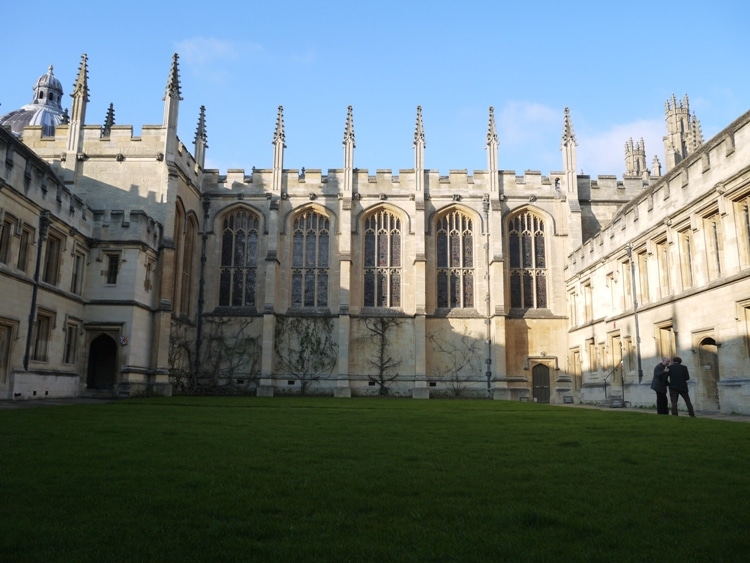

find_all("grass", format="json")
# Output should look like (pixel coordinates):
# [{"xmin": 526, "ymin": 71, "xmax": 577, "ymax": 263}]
[{"xmin": 1, "ymin": 397, "xmax": 749, "ymax": 562}]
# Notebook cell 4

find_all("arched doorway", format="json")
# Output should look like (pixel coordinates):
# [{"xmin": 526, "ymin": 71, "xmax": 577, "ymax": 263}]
[
  {"xmin": 87, "ymin": 334, "xmax": 117, "ymax": 390},
  {"xmin": 697, "ymin": 338, "xmax": 720, "ymax": 411},
  {"xmin": 532, "ymin": 364, "xmax": 550, "ymax": 403}
]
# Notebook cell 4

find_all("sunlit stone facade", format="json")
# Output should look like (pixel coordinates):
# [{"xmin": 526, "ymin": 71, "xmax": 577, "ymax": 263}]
[{"xmin": 2, "ymin": 56, "xmax": 749, "ymax": 413}]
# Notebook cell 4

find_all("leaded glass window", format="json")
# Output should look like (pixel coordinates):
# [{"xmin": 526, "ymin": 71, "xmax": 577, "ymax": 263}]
[
  {"xmin": 219, "ymin": 209, "xmax": 259, "ymax": 307},
  {"xmin": 364, "ymin": 209, "xmax": 401, "ymax": 307},
  {"xmin": 436, "ymin": 210, "xmax": 474, "ymax": 308},
  {"xmin": 180, "ymin": 218, "xmax": 196, "ymax": 315},
  {"xmin": 508, "ymin": 212, "xmax": 547, "ymax": 309},
  {"xmin": 291, "ymin": 210, "xmax": 330, "ymax": 307}
]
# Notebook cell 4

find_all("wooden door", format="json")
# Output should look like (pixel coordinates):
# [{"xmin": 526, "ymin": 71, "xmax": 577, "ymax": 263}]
[{"xmin": 532, "ymin": 364, "xmax": 550, "ymax": 403}]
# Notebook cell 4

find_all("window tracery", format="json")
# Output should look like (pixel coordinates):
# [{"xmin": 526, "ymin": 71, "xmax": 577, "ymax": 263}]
[
  {"xmin": 291, "ymin": 210, "xmax": 329, "ymax": 308},
  {"xmin": 436, "ymin": 209, "xmax": 474, "ymax": 308},
  {"xmin": 219, "ymin": 209, "xmax": 259, "ymax": 307},
  {"xmin": 508, "ymin": 211, "xmax": 547, "ymax": 309},
  {"xmin": 364, "ymin": 209, "xmax": 401, "ymax": 308}
]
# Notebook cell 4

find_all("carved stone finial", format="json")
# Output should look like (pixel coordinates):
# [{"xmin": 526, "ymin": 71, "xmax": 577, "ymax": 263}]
[
  {"xmin": 487, "ymin": 106, "xmax": 498, "ymax": 146},
  {"xmin": 414, "ymin": 105, "xmax": 425, "ymax": 147},
  {"xmin": 273, "ymin": 105, "xmax": 286, "ymax": 147},
  {"xmin": 101, "ymin": 103, "xmax": 115, "ymax": 137},
  {"xmin": 194, "ymin": 105, "xmax": 208, "ymax": 145},
  {"xmin": 163, "ymin": 53, "xmax": 182, "ymax": 101},
  {"xmin": 343, "ymin": 105, "xmax": 355, "ymax": 147},
  {"xmin": 561, "ymin": 107, "xmax": 577, "ymax": 146},
  {"xmin": 72, "ymin": 53, "xmax": 90, "ymax": 102}
]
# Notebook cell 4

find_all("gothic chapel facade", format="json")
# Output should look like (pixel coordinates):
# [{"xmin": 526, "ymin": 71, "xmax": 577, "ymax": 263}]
[{"xmin": 2, "ymin": 54, "xmax": 750, "ymax": 413}]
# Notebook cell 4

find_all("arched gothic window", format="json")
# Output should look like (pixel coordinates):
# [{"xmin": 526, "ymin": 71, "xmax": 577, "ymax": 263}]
[
  {"xmin": 508, "ymin": 211, "xmax": 547, "ymax": 309},
  {"xmin": 180, "ymin": 216, "xmax": 197, "ymax": 316},
  {"xmin": 436, "ymin": 209, "xmax": 474, "ymax": 308},
  {"xmin": 364, "ymin": 209, "xmax": 401, "ymax": 308},
  {"xmin": 219, "ymin": 209, "xmax": 259, "ymax": 307},
  {"xmin": 172, "ymin": 204, "xmax": 184, "ymax": 308},
  {"xmin": 291, "ymin": 210, "xmax": 330, "ymax": 308}
]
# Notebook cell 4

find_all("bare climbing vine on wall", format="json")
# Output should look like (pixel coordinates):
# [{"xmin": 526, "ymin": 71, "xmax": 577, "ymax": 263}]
[
  {"xmin": 169, "ymin": 316, "xmax": 261, "ymax": 395},
  {"xmin": 428, "ymin": 326, "xmax": 482, "ymax": 397},
  {"xmin": 274, "ymin": 316, "xmax": 338, "ymax": 395},
  {"xmin": 362, "ymin": 317, "xmax": 403, "ymax": 397}
]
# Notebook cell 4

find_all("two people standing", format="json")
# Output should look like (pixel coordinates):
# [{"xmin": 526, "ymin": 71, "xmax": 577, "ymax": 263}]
[
  {"xmin": 651, "ymin": 356, "xmax": 696, "ymax": 416},
  {"xmin": 651, "ymin": 357, "xmax": 671, "ymax": 414}
]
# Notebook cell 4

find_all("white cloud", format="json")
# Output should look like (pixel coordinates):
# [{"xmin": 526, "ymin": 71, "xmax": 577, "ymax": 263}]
[
  {"xmin": 492, "ymin": 101, "xmax": 562, "ymax": 172},
  {"xmin": 289, "ymin": 49, "xmax": 316, "ymax": 64},
  {"xmin": 491, "ymin": 103, "xmax": 668, "ymax": 176},
  {"xmin": 497, "ymin": 101, "xmax": 559, "ymax": 146},
  {"xmin": 175, "ymin": 37, "xmax": 263, "ymax": 67},
  {"xmin": 577, "ymin": 119, "xmax": 664, "ymax": 177}
]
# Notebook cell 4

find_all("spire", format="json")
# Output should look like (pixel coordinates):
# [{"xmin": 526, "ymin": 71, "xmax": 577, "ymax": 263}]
[
  {"xmin": 164, "ymin": 53, "xmax": 182, "ymax": 102},
  {"xmin": 689, "ymin": 112, "xmax": 704, "ymax": 149},
  {"xmin": 414, "ymin": 106, "xmax": 425, "ymax": 193},
  {"xmin": 413, "ymin": 105, "xmax": 426, "ymax": 148},
  {"xmin": 70, "ymin": 54, "xmax": 89, "ymax": 103},
  {"xmin": 194, "ymin": 105, "xmax": 208, "ymax": 169},
  {"xmin": 162, "ymin": 53, "xmax": 182, "ymax": 127},
  {"xmin": 561, "ymin": 107, "xmax": 578, "ymax": 181},
  {"xmin": 101, "ymin": 103, "xmax": 115, "ymax": 138},
  {"xmin": 343, "ymin": 104, "xmax": 355, "ymax": 147},
  {"xmin": 486, "ymin": 106, "xmax": 499, "ymax": 193},
  {"xmin": 272, "ymin": 105, "xmax": 285, "ymax": 193},
  {"xmin": 343, "ymin": 105, "xmax": 355, "ymax": 192},
  {"xmin": 486, "ymin": 106, "xmax": 498, "ymax": 145},
  {"xmin": 273, "ymin": 105, "xmax": 285, "ymax": 147},
  {"xmin": 561, "ymin": 107, "xmax": 582, "ymax": 247},
  {"xmin": 561, "ymin": 106, "xmax": 577, "ymax": 147},
  {"xmin": 67, "ymin": 53, "xmax": 89, "ymax": 152},
  {"xmin": 162, "ymin": 53, "xmax": 182, "ymax": 160}
]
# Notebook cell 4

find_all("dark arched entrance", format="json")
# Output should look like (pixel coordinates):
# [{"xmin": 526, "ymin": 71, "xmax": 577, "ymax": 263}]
[
  {"xmin": 698, "ymin": 337, "xmax": 720, "ymax": 411},
  {"xmin": 532, "ymin": 364, "xmax": 550, "ymax": 403},
  {"xmin": 87, "ymin": 334, "xmax": 117, "ymax": 389}
]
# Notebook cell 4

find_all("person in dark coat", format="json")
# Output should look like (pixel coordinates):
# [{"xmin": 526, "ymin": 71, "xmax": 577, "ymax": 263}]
[
  {"xmin": 651, "ymin": 357, "xmax": 670, "ymax": 415},
  {"xmin": 667, "ymin": 356, "xmax": 696, "ymax": 417}
]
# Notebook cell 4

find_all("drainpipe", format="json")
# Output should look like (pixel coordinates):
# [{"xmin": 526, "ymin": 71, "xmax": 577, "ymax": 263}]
[
  {"xmin": 23, "ymin": 210, "xmax": 50, "ymax": 370},
  {"xmin": 193, "ymin": 195, "xmax": 211, "ymax": 376},
  {"xmin": 626, "ymin": 244, "xmax": 644, "ymax": 383}
]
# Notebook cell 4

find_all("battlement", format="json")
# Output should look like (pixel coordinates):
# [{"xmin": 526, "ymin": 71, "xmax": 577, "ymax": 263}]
[
  {"xmin": 201, "ymin": 167, "xmax": 639, "ymax": 201},
  {"xmin": 0, "ymin": 127, "xmax": 91, "ymax": 234},
  {"xmin": 568, "ymin": 108, "xmax": 750, "ymax": 272},
  {"xmin": 21, "ymin": 123, "xmax": 202, "ymax": 188},
  {"xmin": 89, "ymin": 208, "xmax": 163, "ymax": 248}
]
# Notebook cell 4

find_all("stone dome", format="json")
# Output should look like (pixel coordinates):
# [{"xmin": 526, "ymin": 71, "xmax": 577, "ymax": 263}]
[{"xmin": 0, "ymin": 65, "xmax": 68, "ymax": 137}]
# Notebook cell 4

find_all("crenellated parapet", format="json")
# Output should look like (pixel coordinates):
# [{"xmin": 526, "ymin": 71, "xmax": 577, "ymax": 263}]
[
  {"xmin": 89, "ymin": 208, "xmax": 163, "ymax": 249},
  {"xmin": 0, "ymin": 126, "xmax": 91, "ymax": 234},
  {"xmin": 567, "ymin": 108, "xmax": 750, "ymax": 275},
  {"xmin": 203, "ymin": 167, "xmax": 638, "ymax": 200}
]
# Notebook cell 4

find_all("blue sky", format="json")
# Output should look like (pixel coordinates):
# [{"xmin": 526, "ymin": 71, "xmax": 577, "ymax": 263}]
[{"xmin": 2, "ymin": 0, "xmax": 747, "ymax": 177}]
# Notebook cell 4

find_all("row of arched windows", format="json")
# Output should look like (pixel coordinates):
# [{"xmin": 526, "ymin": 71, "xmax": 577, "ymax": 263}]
[{"xmin": 179, "ymin": 205, "xmax": 548, "ymax": 312}]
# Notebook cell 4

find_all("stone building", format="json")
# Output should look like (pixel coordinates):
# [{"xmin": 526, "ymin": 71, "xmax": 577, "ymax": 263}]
[
  {"xmin": 1, "ymin": 54, "xmax": 749, "ymax": 413},
  {"xmin": 567, "ymin": 98, "xmax": 750, "ymax": 415}
]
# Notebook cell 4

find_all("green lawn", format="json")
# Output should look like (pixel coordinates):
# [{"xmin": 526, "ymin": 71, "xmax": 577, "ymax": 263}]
[{"xmin": 1, "ymin": 398, "xmax": 748, "ymax": 562}]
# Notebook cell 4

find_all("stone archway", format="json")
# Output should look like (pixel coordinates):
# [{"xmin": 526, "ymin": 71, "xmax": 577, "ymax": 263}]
[
  {"xmin": 697, "ymin": 338, "xmax": 720, "ymax": 412},
  {"xmin": 87, "ymin": 334, "xmax": 118, "ymax": 390}
]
